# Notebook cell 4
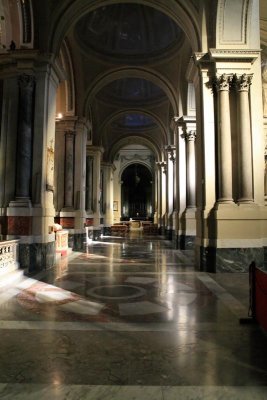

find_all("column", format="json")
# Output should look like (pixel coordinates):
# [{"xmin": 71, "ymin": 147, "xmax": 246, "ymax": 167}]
[
  {"xmin": 176, "ymin": 116, "xmax": 197, "ymax": 249},
  {"xmin": 156, "ymin": 161, "xmax": 166, "ymax": 231},
  {"xmin": 87, "ymin": 146, "xmax": 104, "ymax": 231},
  {"xmin": 156, "ymin": 162, "xmax": 162, "ymax": 228},
  {"xmin": 86, "ymin": 156, "xmax": 93, "ymax": 212},
  {"xmin": 74, "ymin": 120, "xmax": 88, "ymax": 230},
  {"xmin": 93, "ymin": 150, "xmax": 102, "ymax": 219},
  {"xmin": 184, "ymin": 130, "xmax": 196, "ymax": 208},
  {"xmin": 165, "ymin": 145, "xmax": 176, "ymax": 237},
  {"xmin": 234, "ymin": 74, "xmax": 253, "ymax": 203},
  {"xmin": 64, "ymin": 131, "xmax": 75, "ymax": 209},
  {"xmin": 102, "ymin": 163, "xmax": 115, "ymax": 228},
  {"xmin": 215, "ymin": 74, "xmax": 233, "ymax": 203},
  {"xmin": 161, "ymin": 161, "xmax": 167, "ymax": 231},
  {"xmin": 15, "ymin": 74, "xmax": 35, "ymax": 203}
]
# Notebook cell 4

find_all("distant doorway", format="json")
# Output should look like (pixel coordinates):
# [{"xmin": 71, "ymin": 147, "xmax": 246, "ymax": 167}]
[{"xmin": 121, "ymin": 164, "xmax": 153, "ymax": 220}]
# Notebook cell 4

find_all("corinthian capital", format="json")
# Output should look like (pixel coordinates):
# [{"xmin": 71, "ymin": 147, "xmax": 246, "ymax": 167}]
[
  {"xmin": 233, "ymin": 73, "xmax": 253, "ymax": 92},
  {"xmin": 18, "ymin": 74, "xmax": 35, "ymax": 91},
  {"xmin": 184, "ymin": 130, "xmax": 196, "ymax": 141},
  {"xmin": 165, "ymin": 145, "xmax": 176, "ymax": 162},
  {"xmin": 215, "ymin": 74, "xmax": 232, "ymax": 91}
]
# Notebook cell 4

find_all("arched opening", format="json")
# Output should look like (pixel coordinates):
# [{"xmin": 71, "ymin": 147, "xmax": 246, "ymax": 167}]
[{"xmin": 121, "ymin": 163, "xmax": 153, "ymax": 221}]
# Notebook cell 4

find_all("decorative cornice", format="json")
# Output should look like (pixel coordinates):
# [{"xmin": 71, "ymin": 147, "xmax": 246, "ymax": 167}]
[{"xmin": 209, "ymin": 49, "xmax": 260, "ymax": 64}]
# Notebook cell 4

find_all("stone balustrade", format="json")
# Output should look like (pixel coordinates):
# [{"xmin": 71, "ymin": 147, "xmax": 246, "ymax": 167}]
[{"xmin": 0, "ymin": 239, "xmax": 20, "ymax": 276}]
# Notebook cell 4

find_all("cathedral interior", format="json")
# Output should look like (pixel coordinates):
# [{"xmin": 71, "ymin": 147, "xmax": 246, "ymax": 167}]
[{"xmin": 0, "ymin": 0, "xmax": 267, "ymax": 398}]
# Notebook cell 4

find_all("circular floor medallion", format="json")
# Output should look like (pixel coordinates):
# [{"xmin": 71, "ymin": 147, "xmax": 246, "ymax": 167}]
[{"xmin": 87, "ymin": 284, "xmax": 146, "ymax": 300}]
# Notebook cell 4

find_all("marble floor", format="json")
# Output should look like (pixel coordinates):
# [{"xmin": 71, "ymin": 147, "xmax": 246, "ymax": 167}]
[{"xmin": 0, "ymin": 233, "xmax": 267, "ymax": 399}]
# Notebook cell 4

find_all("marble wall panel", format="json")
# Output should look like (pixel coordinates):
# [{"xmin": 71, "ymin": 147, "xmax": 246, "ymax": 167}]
[
  {"xmin": 19, "ymin": 241, "xmax": 55, "ymax": 272},
  {"xmin": 200, "ymin": 246, "xmax": 264, "ymax": 273},
  {"xmin": 7, "ymin": 216, "xmax": 32, "ymax": 235}
]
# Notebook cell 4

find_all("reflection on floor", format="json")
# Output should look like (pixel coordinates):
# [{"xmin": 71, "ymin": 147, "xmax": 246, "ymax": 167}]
[{"xmin": 0, "ymin": 234, "xmax": 267, "ymax": 399}]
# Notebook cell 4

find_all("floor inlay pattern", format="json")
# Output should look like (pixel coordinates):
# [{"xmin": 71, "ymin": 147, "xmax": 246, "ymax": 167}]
[{"xmin": 0, "ymin": 235, "xmax": 266, "ymax": 399}]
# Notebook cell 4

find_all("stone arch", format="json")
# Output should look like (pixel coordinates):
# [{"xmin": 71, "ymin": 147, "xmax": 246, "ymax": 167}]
[
  {"xmin": 57, "ymin": 39, "xmax": 76, "ymax": 116},
  {"xmin": 100, "ymin": 109, "xmax": 168, "ymax": 146},
  {"xmin": 108, "ymin": 136, "xmax": 161, "ymax": 164},
  {"xmin": 119, "ymin": 160, "xmax": 153, "ymax": 182},
  {"xmin": 84, "ymin": 67, "xmax": 179, "ymax": 117}
]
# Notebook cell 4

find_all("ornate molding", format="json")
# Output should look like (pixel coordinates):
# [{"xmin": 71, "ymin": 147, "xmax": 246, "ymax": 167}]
[{"xmin": 209, "ymin": 49, "xmax": 259, "ymax": 64}]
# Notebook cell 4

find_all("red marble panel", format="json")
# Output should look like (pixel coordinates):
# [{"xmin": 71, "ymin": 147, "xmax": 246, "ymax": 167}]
[
  {"xmin": 7, "ymin": 216, "xmax": 32, "ymax": 235},
  {"xmin": 60, "ymin": 217, "xmax": 74, "ymax": 229},
  {"xmin": 86, "ymin": 218, "xmax": 94, "ymax": 226}
]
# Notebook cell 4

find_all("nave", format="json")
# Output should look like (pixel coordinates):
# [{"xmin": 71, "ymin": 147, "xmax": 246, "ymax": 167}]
[{"xmin": 0, "ymin": 234, "xmax": 267, "ymax": 399}]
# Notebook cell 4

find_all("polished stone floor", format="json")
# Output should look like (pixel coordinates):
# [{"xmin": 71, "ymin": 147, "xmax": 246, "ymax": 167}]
[{"xmin": 0, "ymin": 233, "xmax": 267, "ymax": 399}]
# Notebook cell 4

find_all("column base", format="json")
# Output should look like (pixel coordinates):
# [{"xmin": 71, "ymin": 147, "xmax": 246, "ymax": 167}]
[
  {"xmin": 9, "ymin": 198, "xmax": 32, "ymax": 208},
  {"xmin": 103, "ymin": 226, "xmax": 111, "ymax": 236},
  {"xmin": 67, "ymin": 229, "xmax": 87, "ymax": 251},
  {"xmin": 178, "ymin": 234, "xmax": 196, "ymax": 250},
  {"xmin": 19, "ymin": 240, "xmax": 55, "ymax": 273},
  {"xmin": 198, "ymin": 245, "xmax": 264, "ymax": 272},
  {"xmin": 165, "ymin": 228, "xmax": 173, "ymax": 240}
]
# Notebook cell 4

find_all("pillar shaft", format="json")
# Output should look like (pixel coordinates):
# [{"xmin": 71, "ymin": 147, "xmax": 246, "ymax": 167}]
[
  {"xmin": 216, "ymin": 74, "xmax": 233, "ymax": 203},
  {"xmin": 156, "ymin": 162, "xmax": 162, "ymax": 226},
  {"xmin": 184, "ymin": 131, "xmax": 196, "ymax": 208},
  {"xmin": 235, "ymin": 74, "xmax": 253, "ymax": 203},
  {"xmin": 102, "ymin": 163, "xmax": 114, "ymax": 226},
  {"xmin": 86, "ymin": 156, "xmax": 93, "ymax": 212},
  {"xmin": 64, "ymin": 131, "xmax": 75, "ymax": 208},
  {"xmin": 15, "ymin": 74, "xmax": 35, "ymax": 199}
]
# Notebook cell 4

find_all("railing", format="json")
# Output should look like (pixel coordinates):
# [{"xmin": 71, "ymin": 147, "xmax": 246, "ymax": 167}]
[
  {"xmin": 249, "ymin": 262, "xmax": 267, "ymax": 332},
  {"xmin": 0, "ymin": 239, "xmax": 20, "ymax": 275}
]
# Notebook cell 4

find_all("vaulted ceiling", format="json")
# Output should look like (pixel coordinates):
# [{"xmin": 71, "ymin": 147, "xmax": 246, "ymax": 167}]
[{"xmin": 48, "ymin": 0, "xmax": 267, "ymax": 161}]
